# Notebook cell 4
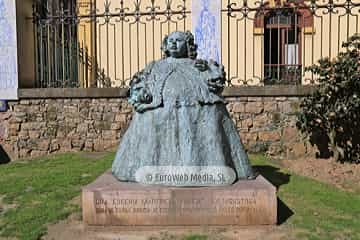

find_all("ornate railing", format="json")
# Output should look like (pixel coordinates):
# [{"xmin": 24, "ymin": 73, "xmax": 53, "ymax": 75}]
[{"xmin": 32, "ymin": 0, "xmax": 360, "ymax": 88}]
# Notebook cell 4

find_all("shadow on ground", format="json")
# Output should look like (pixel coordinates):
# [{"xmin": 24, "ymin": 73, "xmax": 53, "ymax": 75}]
[
  {"xmin": 0, "ymin": 145, "xmax": 10, "ymax": 165},
  {"xmin": 254, "ymin": 164, "xmax": 294, "ymax": 225}
]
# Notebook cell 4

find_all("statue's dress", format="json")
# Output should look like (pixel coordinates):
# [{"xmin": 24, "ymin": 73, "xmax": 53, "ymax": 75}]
[{"xmin": 112, "ymin": 57, "xmax": 254, "ymax": 181}]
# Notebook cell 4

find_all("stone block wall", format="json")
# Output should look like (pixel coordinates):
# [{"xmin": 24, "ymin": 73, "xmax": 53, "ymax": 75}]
[
  {"xmin": 0, "ymin": 99, "xmax": 133, "ymax": 159},
  {"xmin": 0, "ymin": 87, "xmax": 315, "ymax": 161},
  {"xmin": 226, "ymin": 97, "xmax": 313, "ymax": 158}
]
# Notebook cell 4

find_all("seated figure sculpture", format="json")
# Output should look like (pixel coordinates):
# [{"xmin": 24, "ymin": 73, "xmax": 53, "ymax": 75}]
[{"xmin": 112, "ymin": 31, "xmax": 255, "ymax": 184}]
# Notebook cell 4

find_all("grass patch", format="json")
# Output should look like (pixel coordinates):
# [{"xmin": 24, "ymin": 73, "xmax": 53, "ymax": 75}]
[
  {"xmin": 150, "ymin": 233, "xmax": 208, "ymax": 240},
  {"xmin": 251, "ymin": 154, "xmax": 360, "ymax": 240},
  {"xmin": 0, "ymin": 152, "xmax": 114, "ymax": 240},
  {"xmin": 0, "ymin": 153, "xmax": 359, "ymax": 240},
  {"xmin": 182, "ymin": 235, "xmax": 208, "ymax": 240}
]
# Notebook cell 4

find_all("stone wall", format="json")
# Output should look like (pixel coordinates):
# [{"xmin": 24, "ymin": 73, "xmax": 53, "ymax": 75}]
[
  {"xmin": 0, "ymin": 98, "xmax": 132, "ymax": 159},
  {"xmin": 227, "ymin": 96, "xmax": 312, "ymax": 158},
  {"xmin": 0, "ymin": 87, "xmax": 315, "ymax": 161}
]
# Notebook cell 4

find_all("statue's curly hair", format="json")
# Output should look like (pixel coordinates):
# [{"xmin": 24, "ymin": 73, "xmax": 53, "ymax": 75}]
[{"xmin": 161, "ymin": 31, "xmax": 198, "ymax": 59}]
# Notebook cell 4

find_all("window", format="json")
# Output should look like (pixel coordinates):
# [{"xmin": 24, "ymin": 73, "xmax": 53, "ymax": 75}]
[{"xmin": 264, "ymin": 10, "xmax": 302, "ymax": 85}]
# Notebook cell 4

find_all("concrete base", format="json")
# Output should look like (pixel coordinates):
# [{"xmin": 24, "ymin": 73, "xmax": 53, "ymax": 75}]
[{"xmin": 82, "ymin": 171, "xmax": 277, "ymax": 226}]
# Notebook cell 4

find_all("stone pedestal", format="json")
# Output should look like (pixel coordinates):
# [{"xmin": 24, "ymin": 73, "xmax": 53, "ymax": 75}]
[{"xmin": 82, "ymin": 171, "xmax": 277, "ymax": 226}]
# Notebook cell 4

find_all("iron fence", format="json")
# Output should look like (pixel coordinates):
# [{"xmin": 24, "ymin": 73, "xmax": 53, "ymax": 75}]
[{"xmin": 32, "ymin": 0, "xmax": 360, "ymax": 88}]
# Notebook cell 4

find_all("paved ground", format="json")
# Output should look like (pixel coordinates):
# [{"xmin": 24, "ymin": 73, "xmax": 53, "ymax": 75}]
[{"xmin": 44, "ymin": 212, "xmax": 293, "ymax": 240}]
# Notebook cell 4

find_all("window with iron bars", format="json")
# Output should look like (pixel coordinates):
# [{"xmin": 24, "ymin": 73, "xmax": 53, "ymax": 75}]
[{"xmin": 264, "ymin": 9, "xmax": 302, "ymax": 85}]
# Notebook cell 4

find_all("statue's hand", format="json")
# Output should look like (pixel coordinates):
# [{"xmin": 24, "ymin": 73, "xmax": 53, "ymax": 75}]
[
  {"xmin": 133, "ymin": 103, "xmax": 155, "ymax": 113},
  {"xmin": 194, "ymin": 59, "xmax": 208, "ymax": 72}
]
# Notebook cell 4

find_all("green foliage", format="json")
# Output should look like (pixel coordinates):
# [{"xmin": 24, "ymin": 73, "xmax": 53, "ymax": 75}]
[
  {"xmin": 297, "ymin": 34, "xmax": 360, "ymax": 163},
  {"xmin": 0, "ymin": 152, "xmax": 114, "ymax": 240}
]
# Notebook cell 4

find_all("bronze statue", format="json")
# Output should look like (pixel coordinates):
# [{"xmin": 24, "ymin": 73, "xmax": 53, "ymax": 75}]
[{"xmin": 112, "ymin": 31, "xmax": 255, "ymax": 185}]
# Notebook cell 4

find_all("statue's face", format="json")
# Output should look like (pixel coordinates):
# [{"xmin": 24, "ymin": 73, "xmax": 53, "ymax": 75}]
[{"xmin": 166, "ymin": 32, "xmax": 188, "ymax": 58}]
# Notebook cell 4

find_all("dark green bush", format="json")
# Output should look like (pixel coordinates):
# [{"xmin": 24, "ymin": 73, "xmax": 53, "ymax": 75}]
[{"xmin": 297, "ymin": 34, "xmax": 360, "ymax": 163}]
